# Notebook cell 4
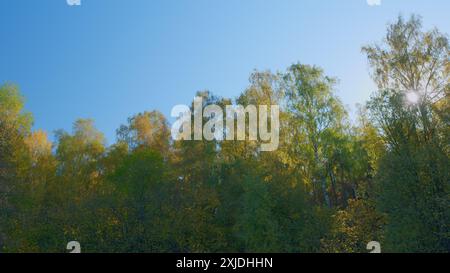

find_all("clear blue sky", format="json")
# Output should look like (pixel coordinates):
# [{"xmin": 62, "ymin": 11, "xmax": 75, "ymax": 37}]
[{"xmin": 1, "ymin": 0, "xmax": 449, "ymax": 144}]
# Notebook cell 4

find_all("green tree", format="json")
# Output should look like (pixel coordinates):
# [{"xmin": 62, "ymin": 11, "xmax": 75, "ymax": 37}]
[
  {"xmin": 283, "ymin": 63, "xmax": 348, "ymax": 208},
  {"xmin": 364, "ymin": 15, "xmax": 449, "ymax": 252},
  {"xmin": 0, "ymin": 84, "xmax": 33, "ymax": 251}
]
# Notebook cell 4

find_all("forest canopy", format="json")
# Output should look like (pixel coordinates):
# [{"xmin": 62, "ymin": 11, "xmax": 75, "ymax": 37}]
[{"xmin": 0, "ymin": 15, "xmax": 448, "ymax": 253}]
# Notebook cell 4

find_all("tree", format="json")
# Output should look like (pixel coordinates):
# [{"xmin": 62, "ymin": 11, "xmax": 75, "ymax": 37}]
[
  {"xmin": 0, "ymin": 84, "xmax": 33, "ymax": 251},
  {"xmin": 107, "ymin": 148, "xmax": 172, "ymax": 252},
  {"xmin": 283, "ymin": 64, "xmax": 348, "ymax": 207},
  {"xmin": 364, "ymin": 15, "xmax": 450, "ymax": 252},
  {"xmin": 362, "ymin": 14, "xmax": 449, "ymax": 102},
  {"xmin": 0, "ymin": 14, "xmax": 448, "ymax": 253},
  {"xmin": 321, "ymin": 198, "xmax": 385, "ymax": 253},
  {"xmin": 117, "ymin": 111, "xmax": 171, "ymax": 155}
]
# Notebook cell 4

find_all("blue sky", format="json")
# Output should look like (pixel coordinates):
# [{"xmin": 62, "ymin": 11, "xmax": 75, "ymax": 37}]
[{"xmin": 1, "ymin": 0, "xmax": 449, "ymax": 144}]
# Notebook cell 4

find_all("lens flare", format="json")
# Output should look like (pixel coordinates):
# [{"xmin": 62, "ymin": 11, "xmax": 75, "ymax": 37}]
[{"xmin": 406, "ymin": 91, "xmax": 420, "ymax": 105}]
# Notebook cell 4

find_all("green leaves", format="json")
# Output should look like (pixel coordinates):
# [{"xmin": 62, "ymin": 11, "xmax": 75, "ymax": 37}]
[
  {"xmin": 364, "ymin": 14, "xmax": 450, "ymax": 253},
  {"xmin": 0, "ymin": 14, "xmax": 448, "ymax": 253}
]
